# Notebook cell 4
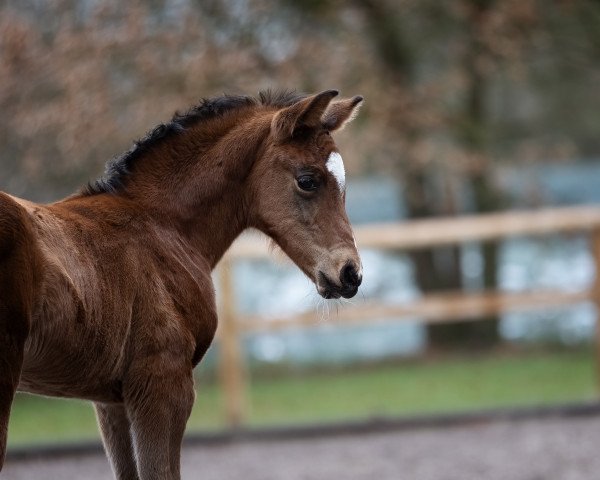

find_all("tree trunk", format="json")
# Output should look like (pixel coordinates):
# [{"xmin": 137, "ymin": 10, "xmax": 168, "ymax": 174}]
[
  {"xmin": 426, "ymin": 0, "xmax": 506, "ymax": 349},
  {"xmin": 358, "ymin": 0, "xmax": 505, "ymax": 349}
]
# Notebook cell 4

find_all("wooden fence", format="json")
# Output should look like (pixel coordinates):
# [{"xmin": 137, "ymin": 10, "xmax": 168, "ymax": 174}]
[{"xmin": 215, "ymin": 205, "xmax": 600, "ymax": 426}]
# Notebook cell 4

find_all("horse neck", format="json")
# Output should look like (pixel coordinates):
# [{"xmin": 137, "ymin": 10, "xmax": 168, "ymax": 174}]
[
  {"xmin": 127, "ymin": 112, "xmax": 271, "ymax": 268},
  {"xmin": 176, "ymin": 189, "xmax": 249, "ymax": 268}
]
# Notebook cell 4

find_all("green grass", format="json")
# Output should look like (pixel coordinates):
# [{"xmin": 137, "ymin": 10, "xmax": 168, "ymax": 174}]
[{"xmin": 8, "ymin": 348, "xmax": 598, "ymax": 447}]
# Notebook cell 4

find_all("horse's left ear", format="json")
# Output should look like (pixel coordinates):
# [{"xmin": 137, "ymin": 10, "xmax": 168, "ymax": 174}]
[
  {"xmin": 272, "ymin": 90, "xmax": 339, "ymax": 142},
  {"xmin": 322, "ymin": 95, "xmax": 364, "ymax": 132}
]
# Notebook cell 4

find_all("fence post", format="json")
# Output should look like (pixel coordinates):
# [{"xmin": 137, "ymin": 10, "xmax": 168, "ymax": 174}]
[
  {"xmin": 593, "ymin": 228, "xmax": 600, "ymax": 392},
  {"xmin": 217, "ymin": 257, "xmax": 246, "ymax": 427}
]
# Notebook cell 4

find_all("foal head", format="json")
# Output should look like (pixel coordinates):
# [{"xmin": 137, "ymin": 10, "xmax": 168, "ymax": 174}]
[{"xmin": 249, "ymin": 90, "xmax": 363, "ymax": 299}]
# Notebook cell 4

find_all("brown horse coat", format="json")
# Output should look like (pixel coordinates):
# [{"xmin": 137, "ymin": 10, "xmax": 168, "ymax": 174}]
[{"xmin": 0, "ymin": 89, "xmax": 363, "ymax": 479}]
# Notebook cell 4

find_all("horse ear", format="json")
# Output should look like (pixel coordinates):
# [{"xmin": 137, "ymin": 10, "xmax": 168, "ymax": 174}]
[
  {"xmin": 271, "ymin": 90, "xmax": 339, "ymax": 141},
  {"xmin": 322, "ymin": 95, "xmax": 364, "ymax": 132}
]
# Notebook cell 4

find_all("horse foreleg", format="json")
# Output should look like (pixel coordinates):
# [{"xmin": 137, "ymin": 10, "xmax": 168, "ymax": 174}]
[
  {"xmin": 125, "ymin": 362, "xmax": 195, "ymax": 480},
  {"xmin": 95, "ymin": 403, "xmax": 140, "ymax": 480},
  {"xmin": 0, "ymin": 330, "xmax": 25, "ymax": 472},
  {"xmin": 0, "ymin": 297, "xmax": 29, "ymax": 472},
  {"xmin": 0, "ymin": 265, "xmax": 31, "ymax": 470},
  {"xmin": 168, "ymin": 385, "xmax": 196, "ymax": 479},
  {"xmin": 0, "ymin": 198, "xmax": 39, "ymax": 471}
]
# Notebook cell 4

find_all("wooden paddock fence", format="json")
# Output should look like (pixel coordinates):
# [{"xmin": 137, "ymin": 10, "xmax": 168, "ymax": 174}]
[{"xmin": 215, "ymin": 205, "xmax": 600, "ymax": 427}]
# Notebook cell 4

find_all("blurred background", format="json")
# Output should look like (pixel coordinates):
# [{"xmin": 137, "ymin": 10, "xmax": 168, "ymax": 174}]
[{"xmin": 2, "ymin": 0, "xmax": 600, "ymax": 450}]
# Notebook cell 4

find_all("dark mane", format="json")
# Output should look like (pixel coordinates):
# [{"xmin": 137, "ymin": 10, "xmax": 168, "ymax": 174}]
[{"xmin": 81, "ymin": 89, "xmax": 307, "ymax": 196}]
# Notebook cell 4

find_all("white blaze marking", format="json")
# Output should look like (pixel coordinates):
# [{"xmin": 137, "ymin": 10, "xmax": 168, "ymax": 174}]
[{"xmin": 326, "ymin": 152, "xmax": 345, "ymax": 193}]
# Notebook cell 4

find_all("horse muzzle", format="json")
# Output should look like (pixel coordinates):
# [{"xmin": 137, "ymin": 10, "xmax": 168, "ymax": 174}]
[{"xmin": 317, "ymin": 261, "xmax": 362, "ymax": 299}]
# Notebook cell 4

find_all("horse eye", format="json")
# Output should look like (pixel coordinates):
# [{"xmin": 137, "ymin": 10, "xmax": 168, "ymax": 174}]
[{"xmin": 297, "ymin": 175, "xmax": 318, "ymax": 192}]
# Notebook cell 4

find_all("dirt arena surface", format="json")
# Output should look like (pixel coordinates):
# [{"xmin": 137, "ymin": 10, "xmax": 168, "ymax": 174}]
[{"xmin": 4, "ymin": 414, "xmax": 600, "ymax": 480}]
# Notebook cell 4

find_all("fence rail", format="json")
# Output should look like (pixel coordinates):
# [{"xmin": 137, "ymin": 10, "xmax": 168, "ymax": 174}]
[{"xmin": 216, "ymin": 205, "xmax": 600, "ymax": 426}]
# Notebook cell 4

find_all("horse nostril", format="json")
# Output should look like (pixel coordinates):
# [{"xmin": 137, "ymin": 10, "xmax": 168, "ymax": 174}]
[{"xmin": 340, "ymin": 262, "xmax": 362, "ymax": 288}]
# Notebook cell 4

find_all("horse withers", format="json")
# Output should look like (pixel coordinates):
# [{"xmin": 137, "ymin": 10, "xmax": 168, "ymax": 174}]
[{"xmin": 0, "ymin": 89, "xmax": 363, "ymax": 479}]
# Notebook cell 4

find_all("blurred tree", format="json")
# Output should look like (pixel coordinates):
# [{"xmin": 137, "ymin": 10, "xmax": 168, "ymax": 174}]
[
  {"xmin": 356, "ymin": 0, "xmax": 476, "ymax": 348},
  {"xmin": 0, "ymin": 0, "xmax": 372, "ymax": 200},
  {"xmin": 286, "ymin": 0, "xmax": 600, "ymax": 349},
  {"xmin": 0, "ymin": 0, "xmax": 599, "ymax": 351}
]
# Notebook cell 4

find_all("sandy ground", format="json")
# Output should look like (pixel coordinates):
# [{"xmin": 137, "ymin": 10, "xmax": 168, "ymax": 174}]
[{"xmin": 4, "ymin": 415, "xmax": 600, "ymax": 480}]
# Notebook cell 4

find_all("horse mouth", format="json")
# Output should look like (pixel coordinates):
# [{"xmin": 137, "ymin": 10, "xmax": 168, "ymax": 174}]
[{"xmin": 316, "ymin": 271, "xmax": 358, "ymax": 299}]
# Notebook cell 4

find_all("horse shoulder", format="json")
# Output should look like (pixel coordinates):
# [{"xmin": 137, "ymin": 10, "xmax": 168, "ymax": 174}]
[
  {"xmin": 19, "ymin": 200, "xmax": 137, "ymax": 385},
  {"xmin": 0, "ymin": 192, "xmax": 42, "ymax": 337},
  {"xmin": 137, "ymin": 233, "xmax": 218, "ymax": 367}
]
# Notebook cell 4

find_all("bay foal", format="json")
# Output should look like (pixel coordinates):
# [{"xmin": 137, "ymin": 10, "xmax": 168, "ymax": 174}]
[{"xmin": 0, "ymin": 89, "xmax": 363, "ymax": 479}]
